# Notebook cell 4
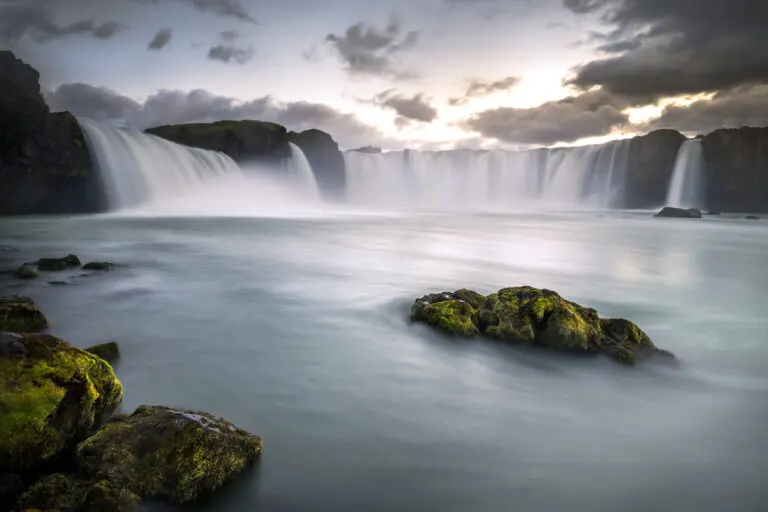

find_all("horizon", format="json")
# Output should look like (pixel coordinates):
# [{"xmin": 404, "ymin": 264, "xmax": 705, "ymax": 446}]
[{"xmin": 2, "ymin": 0, "xmax": 767, "ymax": 151}]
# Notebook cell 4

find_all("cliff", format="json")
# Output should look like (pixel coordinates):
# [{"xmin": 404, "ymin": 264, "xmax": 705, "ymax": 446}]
[
  {"xmin": 0, "ymin": 51, "xmax": 102, "ymax": 215},
  {"xmin": 623, "ymin": 129, "xmax": 686, "ymax": 209},
  {"xmin": 288, "ymin": 129, "xmax": 346, "ymax": 200}
]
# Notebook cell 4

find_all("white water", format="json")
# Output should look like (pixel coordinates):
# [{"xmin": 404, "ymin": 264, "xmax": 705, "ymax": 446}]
[
  {"xmin": 344, "ymin": 140, "xmax": 632, "ymax": 210},
  {"xmin": 666, "ymin": 139, "xmax": 705, "ymax": 208},
  {"xmin": 287, "ymin": 142, "xmax": 321, "ymax": 199},
  {"xmin": 79, "ymin": 118, "xmax": 244, "ymax": 210}
]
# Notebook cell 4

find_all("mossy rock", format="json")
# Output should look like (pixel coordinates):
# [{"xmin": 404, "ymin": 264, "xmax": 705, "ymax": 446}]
[
  {"xmin": 0, "ymin": 333, "xmax": 123, "ymax": 474},
  {"xmin": 76, "ymin": 405, "xmax": 262, "ymax": 504},
  {"xmin": 15, "ymin": 473, "xmax": 139, "ymax": 512},
  {"xmin": 85, "ymin": 341, "xmax": 120, "ymax": 364},
  {"xmin": 82, "ymin": 262, "xmax": 113, "ymax": 271},
  {"xmin": 410, "ymin": 286, "xmax": 673, "ymax": 365},
  {"xmin": 14, "ymin": 265, "xmax": 39, "ymax": 280},
  {"xmin": 37, "ymin": 254, "xmax": 81, "ymax": 271},
  {"xmin": 0, "ymin": 296, "xmax": 48, "ymax": 332}
]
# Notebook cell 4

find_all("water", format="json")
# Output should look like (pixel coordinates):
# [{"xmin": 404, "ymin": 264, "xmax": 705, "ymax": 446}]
[
  {"xmin": 287, "ymin": 142, "xmax": 321, "ymax": 199},
  {"xmin": 666, "ymin": 139, "xmax": 705, "ymax": 208},
  {"xmin": 1, "ymin": 209, "xmax": 766, "ymax": 512},
  {"xmin": 343, "ymin": 140, "xmax": 632, "ymax": 210}
]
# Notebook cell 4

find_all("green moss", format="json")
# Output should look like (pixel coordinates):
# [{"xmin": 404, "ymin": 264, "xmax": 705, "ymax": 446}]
[
  {"xmin": 0, "ymin": 297, "xmax": 48, "ymax": 332},
  {"xmin": 420, "ymin": 300, "xmax": 479, "ymax": 337},
  {"xmin": 0, "ymin": 334, "xmax": 123, "ymax": 472},
  {"xmin": 13, "ymin": 266, "xmax": 39, "ymax": 280},
  {"xmin": 16, "ymin": 473, "xmax": 138, "ymax": 512}
]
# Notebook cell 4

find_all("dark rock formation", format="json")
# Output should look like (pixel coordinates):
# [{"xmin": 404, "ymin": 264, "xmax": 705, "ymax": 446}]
[
  {"xmin": 82, "ymin": 261, "xmax": 114, "ymax": 271},
  {"xmin": 745, "ymin": 215, "xmax": 760, "ymax": 220},
  {"xmin": 76, "ymin": 404, "xmax": 262, "ymax": 504},
  {"xmin": 38, "ymin": 254, "xmax": 82, "ymax": 271},
  {"xmin": 411, "ymin": 286, "xmax": 673, "ymax": 365},
  {"xmin": 654, "ymin": 207, "xmax": 702, "ymax": 218},
  {"xmin": 702, "ymin": 127, "xmax": 768, "ymax": 213},
  {"xmin": 0, "ymin": 51, "xmax": 102, "ymax": 215},
  {"xmin": 16, "ymin": 473, "xmax": 139, "ymax": 512},
  {"xmin": 13, "ymin": 265, "xmax": 39, "ymax": 280},
  {"xmin": 85, "ymin": 341, "xmax": 121, "ymax": 363},
  {"xmin": 288, "ymin": 129, "xmax": 346, "ymax": 200},
  {"xmin": 0, "ymin": 296, "xmax": 48, "ymax": 331},
  {"xmin": 623, "ymin": 129, "xmax": 686, "ymax": 209}
]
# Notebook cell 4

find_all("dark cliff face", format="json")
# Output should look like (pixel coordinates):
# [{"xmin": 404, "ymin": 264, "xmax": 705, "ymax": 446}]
[
  {"xmin": 702, "ymin": 127, "xmax": 768, "ymax": 213},
  {"xmin": 288, "ymin": 129, "xmax": 346, "ymax": 200},
  {"xmin": 622, "ymin": 129, "xmax": 686, "ymax": 209},
  {"xmin": 0, "ymin": 51, "xmax": 102, "ymax": 215}
]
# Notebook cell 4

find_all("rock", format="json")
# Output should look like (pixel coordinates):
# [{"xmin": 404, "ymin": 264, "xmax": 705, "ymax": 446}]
[
  {"xmin": 410, "ymin": 286, "xmax": 672, "ymax": 365},
  {"xmin": 0, "ymin": 334, "xmax": 123, "ymax": 475},
  {"xmin": 623, "ymin": 129, "xmax": 686, "ymax": 209},
  {"xmin": 37, "ymin": 254, "xmax": 81, "ymax": 271},
  {"xmin": 654, "ymin": 207, "xmax": 702, "ymax": 218},
  {"xmin": 15, "ymin": 473, "xmax": 139, "ymax": 512},
  {"xmin": 82, "ymin": 261, "xmax": 114, "ymax": 271},
  {"xmin": 0, "ymin": 296, "xmax": 48, "ymax": 331},
  {"xmin": 288, "ymin": 129, "xmax": 346, "ymax": 200},
  {"xmin": 49, "ymin": 281, "xmax": 68, "ymax": 286},
  {"xmin": 13, "ymin": 265, "xmax": 39, "ymax": 280},
  {"xmin": 745, "ymin": 215, "xmax": 760, "ymax": 220},
  {"xmin": 85, "ymin": 342, "xmax": 120, "ymax": 363},
  {"xmin": 76, "ymin": 405, "xmax": 262, "ymax": 504}
]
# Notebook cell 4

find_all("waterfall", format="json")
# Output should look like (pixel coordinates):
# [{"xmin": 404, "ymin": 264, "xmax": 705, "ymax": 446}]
[
  {"xmin": 343, "ymin": 139, "xmax": 632, "ymax": 209},
  {"xmin": 79, "ymin": 118, "xmax": 243, "ymax": 210},
  {"xmin": 287, "ymin": 142, "xmax": 320, "ymax": 199},
  {"xmin": 666, "ymin": 139, "xmax": 704, "ymax": 208}
]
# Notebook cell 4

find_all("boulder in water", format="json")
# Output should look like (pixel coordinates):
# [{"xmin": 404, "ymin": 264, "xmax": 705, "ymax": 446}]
[
  {"xmin": 0, "ymin": 296, "xmax": 48, "ymax": 331},
  {"xmin": 13, "ymin": 265, "xmax": 39, "ymax": 280},
  {"xmin": 654, "ymin": 207, "xmax": 702, "ymax": 218},
  {"xmin": 76, "ymin": 405, "xmax": 262, "ymax": 504},
  {"xmin": 411, "ymin": 286, "xmax": 673, "ymax": 365},
  {"xmin": 745, "ymin": 215, "xmax": 760, "ymax": 220},
  {"xmin": 15, "ymin": 473, "xmax": 139, "ymax": 512},
  {"xmin": 86, "ymin": 341, "xmax": 120, "ymax": 363},
  {"xmin": 37, "ymin": 254, "xmax": 82, "ymax": 271},
  {"xmin": 82, "ymin": 261, "xmax": 114, "ymax": 271}
]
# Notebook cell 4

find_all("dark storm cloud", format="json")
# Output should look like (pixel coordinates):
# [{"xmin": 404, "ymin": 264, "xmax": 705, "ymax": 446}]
[
  {"xmin": 565, "ymin": 0, "xmax": 768, "ymax": 99},
  {"xmin": 0, "ymin": 0, "xmax": 126, "ymax": 44},
  {"xmin": 461, "ymin": 89, "xmax": 628, "ymax": 145},
  {"xmin": 44, "ymin": 83, "xmax": 396, "ymax": 149},
  {"xmin": 148, "ymin": 28, "xmax": 173, "ymax": 50},
  {"xmin": 371, "ymin": 90, "xmax": 437, "ymax": 126},
  {"xmin": 324, "ymin": 17, "xmax": 420, "ymax": 79},
  {"xmin": 132, "ymin": 0, "xmax": 256, "ymax": 24},
  {"xmin": 207, "ymin": 44, "xmax": 253, "ymax": 64},
  {"xmin": 220, "ymin": 30, "xmax": 240, "ymax": 42},
  {"xmin": 449, "ymin": 76, "xmax": 521, "ymax": 105}
]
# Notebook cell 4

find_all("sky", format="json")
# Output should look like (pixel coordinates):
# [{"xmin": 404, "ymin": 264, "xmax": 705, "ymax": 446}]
[{"xmin": 2, "ymin": 0, "xmax": 768, "ymax": 150}]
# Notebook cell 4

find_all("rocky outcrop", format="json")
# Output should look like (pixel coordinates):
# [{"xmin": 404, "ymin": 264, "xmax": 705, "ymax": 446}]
[
  {"xmin": 85, "ymin": 341, "xmax": 121, "ymax": 364},
  {"xmin": 702, "ymin": 127, "xmax": 768, "ymax": 213},
  {"xmin": 16, "ymin": 473, "xmax": 139, "ymax": 512},
  {"xmin": 0, "ymin": 297, "xmax": 48, "ymax": 332},
  {"xmin": 411, "ymin": 286, "xmax": 673, "ymax": 365},
  {"xmin": 0, "ymin": 51, "xmax": 102, "ymax": 215},
  {"xmin": 288, "ymin": 129, "xmax": 346, "ymax": 200},
  {"xmin": 76, "ymin": 405, "xmax": 262, "ymax": 504},
  {"xmin": 623, "ymin": 129, "xmax": 686, "ymax": 208},
  {"xmin": 654, "ymin": 207, "xmax": 702, "ymax": 218}
]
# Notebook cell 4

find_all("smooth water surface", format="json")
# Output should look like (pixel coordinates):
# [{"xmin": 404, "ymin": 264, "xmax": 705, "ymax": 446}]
[{"xmin": 1, "ymin": 211, "xmax": 766, "ymax": 512}]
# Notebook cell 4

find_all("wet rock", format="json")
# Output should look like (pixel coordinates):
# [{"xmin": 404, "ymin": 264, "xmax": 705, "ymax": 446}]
[
  {"xmin": 654, "ymin": 207, "xmax": 702, "ymax": 218},
  {"xmin": 745, "ymin": 215, "xmax": 760, "ymax": 220},
  {"xmin": 0, "ymin": 334, "xmax": 123, "ymax": 475},
  {"xmin": 13, "ymin": 265, "xmax": 39, "ymax": 280},
  {"xmin": 85, "ymin": 341, "xmax": 120, "ymax": 363},
  {"xmin": 37, "ymin": 254, "xmax": 81, "ymax": 271},
  {"xmin": 411, "ymin": 286, "xmax": 673, "ymax": 365},
  {"xmin": 82, "ymin": 261, "xmax": 114, "ymax": 271},
  {"xmin": 0, "ymin": 295, "xmax": 48, "ymax": 331},
  {"xmin": 76, "ymin": 405, "xmax": 262, "ymax": 504},
  {"xmin": 15, "ymin": 473, "xmax": 139, "ymax": 512},
  {"xmin": 49, "ymin": 281, "xmax": 69, "ymax": 286}
]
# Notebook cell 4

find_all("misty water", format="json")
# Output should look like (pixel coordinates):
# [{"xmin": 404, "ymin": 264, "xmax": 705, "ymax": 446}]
[{"xmin": 2, "ymin": 204, "xmax": 767, "ymax": 511}]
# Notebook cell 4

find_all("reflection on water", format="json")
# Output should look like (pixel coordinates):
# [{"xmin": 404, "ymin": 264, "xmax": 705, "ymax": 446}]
[{"xmin": 1, "ymin": 211, "xmax": 766, "ymax": 512}]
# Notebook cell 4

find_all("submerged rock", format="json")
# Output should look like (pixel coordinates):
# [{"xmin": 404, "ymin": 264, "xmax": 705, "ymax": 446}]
[
  {"xmin": 37, "ymin": 254, "xmax": 82, "ymax": 271},
  {"xmin": 76, "ymin": 405, "xmax": 262, "ymax": 504},
  {"xmin": 82, "ymin": 261, "xmax": 114, "ymax": 271},
  {"xmin": 411, "ymin": 286, "xmax": 673, "ymax": 365},
  {"xmin": 654, "ymin": 207, "xmax": 702, "ymax": 218},
  {"xmin": 0, "ymin": 333, "xmax": 123, "ymax": 474},
  {"xmin": 86, "ymin": 341, "xmax": 120, "ymax": 363},
  {"xmin": 16, "ymin": 473, "xmax": 139, "ymax": 512},
  {"xmin": 745, "ymin": 215, "xmax": 760, "ymax": 220},
  {"xmin": 0, "ymin": 296, "xmax": 48, "ymax": 331},
  {"xmin": 13, "ymin": 265, "xmax": 39, "ymax": 280}
]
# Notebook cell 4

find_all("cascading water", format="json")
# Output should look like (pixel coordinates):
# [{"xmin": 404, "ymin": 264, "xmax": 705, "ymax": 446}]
[
  {"xmin": 666, "ymin": 139, "xmax": 704, "ymax": 208},
  {"xmin": 343, "ymin": 139, "xmax": 633, "ymax": 210},
  {"xmin": 79, "ymin": 118, "xmax": 243, "ymax": 210},
  {"xmin": 287, "ymin": 142, "xmax": 320, "ymax": 199}
]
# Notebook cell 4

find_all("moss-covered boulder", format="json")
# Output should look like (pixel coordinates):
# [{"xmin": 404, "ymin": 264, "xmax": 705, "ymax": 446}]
[
  {"xmin": 13, "ymin": 265, "xmax": 39, "ymax": 280},
  {"xmin": 37, "ymin": 254, "xmax": 81, "ymax": 271},
  {"xmin": 0, "ymin": 333, "xmax": 123, "ymax": 474},
  {"xmin": 15, "ymin": 473, "xmax": 139, "ymax": 512},
  {"xmin": 82, "ymin": 262, "xmax": 113, "ymax": 271},
  {"xmin": 411, "ymin": 286, "xmax": 673, "ymax": 365},
  {"xmin": 0, "ymin": 296, "xmax": 48, "ymax": 332},
  {"xmin": 76, "ymin": 405, "xmax": 262, "ymax": 504},
  {"xmin": 85, "ymin": 342, "xmax": 120, "ymax": 364}
]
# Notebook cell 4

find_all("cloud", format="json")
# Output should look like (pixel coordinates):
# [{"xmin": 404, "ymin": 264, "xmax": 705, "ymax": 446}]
[
  {"xmin": 220, "ymin": 30, "xmax": 240, "ymax": 42},
  {"xmin": 371, "ymin": 89, "xmax": 437, "ymax": 126},
  {"xmin": 461, "ymin": 89, "xmax": 629, "ymax": 145},
  {"xmin": 0, "ymin": 1, "xmax": 126, "ymax": 44},
  {"xmin": 44, "ymin": 83, "xmax": 397, "ymax": 149},
  {"xmin": 324, "ymin": 16, "xmax": 420, "ymax": 79},
  {"xmin": 132, "ymin": 0, "xmax": 256, "ymax": 24},
  {"xmin": 449, "ymin": 76, "xmax": 521, "ymax": 105},
  {"xmin": 565, "ymin": 0, "xmax": 768, "ymax": 99},
  {"xmin": 207, "ymin": 44, "xmax": 253, "ymax": 64},
  {"xmin": 147, "ymin": 28, "xmax": 172, "ymax": 50}
]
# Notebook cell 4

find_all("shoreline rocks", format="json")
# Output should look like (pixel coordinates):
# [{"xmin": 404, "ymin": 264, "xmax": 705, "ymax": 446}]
[
  {"xmin": 0, "ymin": 296, "xmax": 48, "ymax": 331},
  {"xmin": 411, "ymin": 286, "xmax": 673, "ymax": 365},
  {"xmin": 85, "ymin": 342, "xmax": 121, "ymax": 364}
]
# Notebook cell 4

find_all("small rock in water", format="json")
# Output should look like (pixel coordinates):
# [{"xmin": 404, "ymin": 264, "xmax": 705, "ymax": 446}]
[
  {"xmin": 13, "ymin": 265, "xmax": 39, "ymax": 280},
  {"xmin": 48, "ymin": 281, "xmax": 68, "ymax": 286},
  {"xmin": 86, "ymin": 341, "xmax": 120, "ymax": 363},
  {"xmin": 654, "ymin": 207, "xmax": 702, "ymax": 218},
  {"xmin": 37, "ymin": 254, "xmax": 81, "ymax": 271},
  {"xmin": 745, "ymin": 215, "xmax": 760, "ymax": 220},
  {"xmin": 83, "ymin": 261, "xmax": 114, "ymax": 271},
  {"xmin": 15, "ymin": 473, "xmax": 139, "ymax": 512},
  {"xmin": 0, "ymin": 296, "xmax": 48, "ymax": 332}
]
